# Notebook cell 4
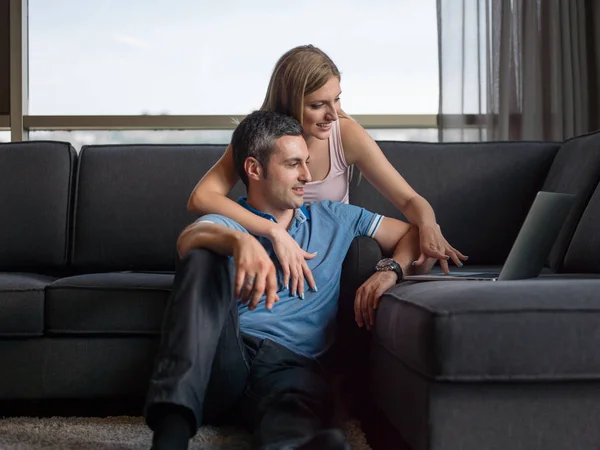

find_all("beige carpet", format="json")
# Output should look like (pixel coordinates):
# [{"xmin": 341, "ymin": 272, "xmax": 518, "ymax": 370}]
[{"xmin": 0, "ymin": 416, "xmax": 372, "ymax": 449}]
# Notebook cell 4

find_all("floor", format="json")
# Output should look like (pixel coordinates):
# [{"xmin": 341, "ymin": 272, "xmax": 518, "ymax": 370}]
[{"xmin": 1, "ymin": 398, "xmax": 388, "ymax": 449}]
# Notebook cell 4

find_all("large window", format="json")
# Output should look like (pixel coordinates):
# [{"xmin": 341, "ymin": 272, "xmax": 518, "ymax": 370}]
[{"xmin": 28, "ymin": 0, "xmax": 439, "ymax": 116}]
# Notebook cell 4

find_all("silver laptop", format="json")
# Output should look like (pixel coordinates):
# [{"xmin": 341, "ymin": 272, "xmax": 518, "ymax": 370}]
[{"xmin": 404, "ymin": 191, "xmax": 575, "ymax": 282}]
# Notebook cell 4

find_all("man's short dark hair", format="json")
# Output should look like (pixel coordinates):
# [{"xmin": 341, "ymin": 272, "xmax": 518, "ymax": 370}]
[{"xmin": 231, "ymin": 110, "xmax": 304, "ymax": 187}]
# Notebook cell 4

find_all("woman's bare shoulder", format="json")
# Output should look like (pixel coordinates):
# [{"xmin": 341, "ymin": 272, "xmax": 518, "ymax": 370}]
[
  {"xmin": 338, "ymin": 116, "xmax": 365, "ymax": 135},
  {"xmin": 338, "ymin": 116, "xmax": 377, "ymax": 164}
]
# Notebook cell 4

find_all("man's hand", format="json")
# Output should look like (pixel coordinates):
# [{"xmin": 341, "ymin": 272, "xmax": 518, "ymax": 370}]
[
  {"xmin": 233, "ymin": 234, "xmax": 279, "ymax": 311},
  {"xmin": 354, "ymin": 271, "xmax": 397, "ymax": 330}
]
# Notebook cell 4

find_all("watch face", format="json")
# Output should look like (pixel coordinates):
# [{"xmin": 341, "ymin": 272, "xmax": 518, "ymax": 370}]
[
  {"xmin": 377, "ymin": 258, "xmax": 399, "ymax": 271},
  {"xmin": 375, "ymin": 258, "xmax": 403, "ymax": 282}
]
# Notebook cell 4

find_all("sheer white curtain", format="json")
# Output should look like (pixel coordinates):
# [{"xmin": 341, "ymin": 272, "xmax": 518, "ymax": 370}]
[{"xmin": 437, "ymin": 0, "xmax": 600, "ymax": 142}]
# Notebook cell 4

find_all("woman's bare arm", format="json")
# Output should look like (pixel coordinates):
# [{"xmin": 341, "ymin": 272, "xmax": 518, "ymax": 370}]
[
  {"xmin": 339, "ymin": 118, "xmax": 467, "ymax": 273},
  {"xmin": 186, "ymin": 144, "xmax": 317, "ymax": 294},
  {"xmin": 340, "ymin": 119, "xmax": 427, "ymax": 221},
  {"xmin": 188, "ymin": 144, "xmax": 284, "ymax": 236}
]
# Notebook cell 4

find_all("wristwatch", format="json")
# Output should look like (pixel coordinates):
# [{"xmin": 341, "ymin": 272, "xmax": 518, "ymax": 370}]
[{"xmin": 375, "ymin": 258, "xmax": 404, "ymax": 283}]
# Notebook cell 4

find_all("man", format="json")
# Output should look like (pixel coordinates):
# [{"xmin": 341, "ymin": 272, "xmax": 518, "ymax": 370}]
[{"xmin": 145, "ymin": 110, "xmax": 423, "ymax": 450}]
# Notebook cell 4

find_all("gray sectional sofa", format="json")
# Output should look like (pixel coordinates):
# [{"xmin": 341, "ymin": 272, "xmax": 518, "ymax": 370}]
[{"xmin": 1, "ymin": 130, "xmax": 600, "ymax": 450}]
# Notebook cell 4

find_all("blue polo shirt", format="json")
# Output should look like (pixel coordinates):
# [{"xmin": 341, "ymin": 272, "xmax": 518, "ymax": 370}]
[{"xmin": 197, "ymin": 198, "xmax": 383, "ymax": 359}]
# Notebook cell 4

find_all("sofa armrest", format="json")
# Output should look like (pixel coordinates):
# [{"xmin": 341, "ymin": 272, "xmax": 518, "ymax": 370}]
[
  {"xmin": 333, "ymin": 236, "xmax": 382, "ymax": 390},
  {"xmin": 336, "ymin": 237, "xmax": 382, "ymax": 359},
  {"xmin": 340, "ymin": 236, "xmax": 383, "ymax": 302}
]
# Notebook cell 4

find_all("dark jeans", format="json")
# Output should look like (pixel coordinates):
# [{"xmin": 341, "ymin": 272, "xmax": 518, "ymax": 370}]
[{"xmin": 145, "ymin": 249, "xmax": 340, "ymax": 449}]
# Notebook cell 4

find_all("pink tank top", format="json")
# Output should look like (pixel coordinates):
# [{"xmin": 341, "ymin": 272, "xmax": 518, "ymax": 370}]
[{"xmin": 303, "ymin": 120, "xmax": 350, "ymax": 204}]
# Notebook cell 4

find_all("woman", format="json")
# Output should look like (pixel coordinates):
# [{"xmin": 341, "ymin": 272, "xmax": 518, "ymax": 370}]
[{"xmin": 188, "ymin": 45, "xmax": 467, "ymax": 310}]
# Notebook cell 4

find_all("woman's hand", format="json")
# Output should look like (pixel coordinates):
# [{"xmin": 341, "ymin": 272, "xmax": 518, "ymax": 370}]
[
  {"xmin": 413, "ymin": 224, "xmax": 468, "ymax": 275},
  {"xmin": 269, "ymin": 226, "xmax": 317, "ymax": 299}
]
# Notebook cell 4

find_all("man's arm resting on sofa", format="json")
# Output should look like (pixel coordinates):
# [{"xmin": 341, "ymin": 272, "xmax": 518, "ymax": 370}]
[
  {"xmin": 177, "ymin": 221, "xmax": 279, "ymax": 310},
  {"xmin": 372, "ymin": 217, "xmax": 420, "ymax": 275},
  {"xmin": 354, "ymin": 217, "xmax": 422, "ymax": 330}
]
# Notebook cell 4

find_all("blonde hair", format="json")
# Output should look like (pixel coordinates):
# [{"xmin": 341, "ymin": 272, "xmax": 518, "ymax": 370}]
[{"xmin": 260, "ymin": 45, "xmax": 348, "ymax": 124}]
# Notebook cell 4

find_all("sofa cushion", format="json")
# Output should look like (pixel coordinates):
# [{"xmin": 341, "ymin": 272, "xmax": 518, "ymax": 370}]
[
  {"xmin": 352, "ymin": 141, "xmax": 559, "ymax": 265},
  {"xmin": 0, "ymin": 337, "xmax": 159, "ymax": 399},
  {"xmin": 542, "ymin": 129, "xmax": 600, "ymax": 270},
  {"xmin": 0, "ymin": 141, "xmax": 76, "ymax": 269},
  {"xmin": 71, "ymin": 144, "xmax": 246, "ymax": 271},
  {"xmin": 563, "ymin": 182, "xmax": 600, "ymax": 273},
  {"xmin": 0, "ymin": 273, "xmax": 56, "ymax": 336},
  {"xmin": 46, "ymin": 273, "xmax": 173, "ymax": 335},
  {"xmin": 374, "ymin": 275, "xmax": 600, "ymax": 381}
]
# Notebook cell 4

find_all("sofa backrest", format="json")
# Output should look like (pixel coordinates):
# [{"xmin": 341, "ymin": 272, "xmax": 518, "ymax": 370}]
[
  {"xmin": 0, "ymin": 141, "xmax": 76, "ymax": 270},
  {"xmin": 350, "ymin": 141, "xmax": 559, "ymax": 265},
  {"xmin": 71, "ymin": 144, "xmax": 245, "ymax": 272},
  {"xmin": 542, "ymin": 129, "xmax": 600, "ymax": 271},
  {"xmin": 562, "ymin": 180, "xmax": 600, "ymax": 273}
]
